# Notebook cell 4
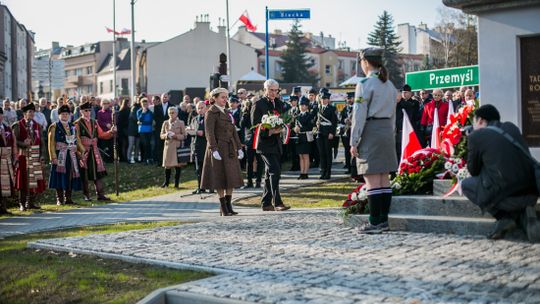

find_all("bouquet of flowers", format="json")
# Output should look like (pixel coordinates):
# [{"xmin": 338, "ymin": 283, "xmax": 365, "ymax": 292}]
[
  {"xmin": 341, "ymin": 183, "xmax": 369, "ymax": 218},
  {"xmin": 392, "ymin": 148, "xmax": 445, "ymax": 195},
  {"xmin": 260, "ymin": 112, "xmax": 285, "ymax": 130},
  {"xmin": 253, "ymin": 111, "xmax": 292, "ymax": 148}
]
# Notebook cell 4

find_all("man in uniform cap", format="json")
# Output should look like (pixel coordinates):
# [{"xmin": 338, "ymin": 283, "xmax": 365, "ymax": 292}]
[
  {"xmin": 339, "ymin": 92, "xmax": 355, "ymax": 174},
  {"xmin": 0, "ymin": 107, "xmax": 17, "ymax": 214},
  {"xmin": 75, "ymin": 101, "xmax": 116, "ymax": 201},
  {"xmin": 13, "ymin": 103, "xmax": 46, "ymax": 211},
  {"xmin": 316, "ymin": 92, "xmax": 337, "ymax": 179},
  {"xmin": 307, "ymin": 89, "xmax": 320, "ymax": 168}
]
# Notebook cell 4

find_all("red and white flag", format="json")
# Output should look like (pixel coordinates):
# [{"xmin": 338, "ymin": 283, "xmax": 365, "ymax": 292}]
[
  {"xmin": 239, "ymin": 11, "xmax": 257, "ymax": 32},
  {"xmin": 430, "ymin": 108, "xmax": 441, "ymax": 150},
  {"xmin": 105, "ymin": 27, "xmax": 132, "ymax": 35},
  {"xmin": 447, "ymin": 100, "xmax": 455, "ymax": 123},
  {"xmin": 400, "ymin": 109, "xmax": 422, "ymax": 163}
]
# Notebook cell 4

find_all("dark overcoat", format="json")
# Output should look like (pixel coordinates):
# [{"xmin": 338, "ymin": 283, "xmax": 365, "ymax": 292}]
[{"xmin": 200, "ymin": 105, "xmax": 243, "ymax": 190}]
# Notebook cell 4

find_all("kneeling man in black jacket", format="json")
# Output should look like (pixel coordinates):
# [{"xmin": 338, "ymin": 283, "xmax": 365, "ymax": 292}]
[{"xmin": 462, "ymin": 104, "xmax": 539, "ymax": 242}]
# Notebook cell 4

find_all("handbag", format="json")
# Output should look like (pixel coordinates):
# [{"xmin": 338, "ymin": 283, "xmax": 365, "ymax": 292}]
[
  {"xmin": 176, "ymin": 143, "xmax": 191, "ymax": 164},
  {"xmin": 486, "ymin": 126, "xmax": 540, "ymax": 193}
]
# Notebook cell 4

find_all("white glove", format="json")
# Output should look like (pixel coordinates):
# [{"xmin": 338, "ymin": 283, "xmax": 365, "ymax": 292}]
[
  {"xmin": 167, "ymin": 131, "xmax": 175, "ymax": 139},
  {"xmin": 237, "ymin": 149, "xmax": 244, "ymax": 160},
  {"xmin": 212, "ymin": 151, "xmax": 222, "ymax": 160}
]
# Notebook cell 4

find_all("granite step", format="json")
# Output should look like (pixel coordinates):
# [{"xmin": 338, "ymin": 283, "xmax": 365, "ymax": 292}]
[{"xmin": 391, "ymin": 195, "xmax": 487, "ymax": 218}]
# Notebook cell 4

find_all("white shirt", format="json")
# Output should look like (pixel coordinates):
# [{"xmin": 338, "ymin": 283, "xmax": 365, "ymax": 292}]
[
  {"xmin": 34, "ymin": 111, "xmax": 48, "ymax": 130},
  {"xmin": 162, "ymin": 102, "xmax": 169, "ymax": 116}
]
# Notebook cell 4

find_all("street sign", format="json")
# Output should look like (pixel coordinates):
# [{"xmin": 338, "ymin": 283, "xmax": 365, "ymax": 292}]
[
  {"xmin": 405, "ymin": 65, "xmax": 479, "ymax": 91},
  {"xmin": 268, "ymin": 9, "xmax": 310, "ymax": 20}
]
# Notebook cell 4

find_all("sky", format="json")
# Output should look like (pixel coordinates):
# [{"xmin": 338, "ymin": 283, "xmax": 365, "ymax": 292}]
[{"xmin": 4, "ymin": 0, "xmax": 450, "ymax": 51}]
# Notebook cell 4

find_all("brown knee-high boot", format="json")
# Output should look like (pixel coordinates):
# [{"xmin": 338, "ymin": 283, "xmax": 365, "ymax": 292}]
[{"xmin": 219, "ymin": 197, "xmax": 232, "ymax": 216}]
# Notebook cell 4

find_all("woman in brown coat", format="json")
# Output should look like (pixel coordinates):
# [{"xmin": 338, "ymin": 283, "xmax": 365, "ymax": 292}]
[
  {"xmin": 160, "ymin": 107, "xmax": 186, "ymax": 188},
  {"xmin": 201, "ymin": 88, "xmax": 244, "ymax": 216}
]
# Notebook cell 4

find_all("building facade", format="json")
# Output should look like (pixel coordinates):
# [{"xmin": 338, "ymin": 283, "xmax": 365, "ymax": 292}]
[
  {"xmin": 0, "ymin": 4, "xmax": 34, "ymax": 100},
  {"xmin": 138, "ymin": 18, "xmax": 258, "ymax": 95},
  {"xmin": 97, "ymin": 48, "xmax": 131, "ymax": 99},
  {"xmin": 444, "ymin": 0, "xmax": 540, "ymax": 158},
  {"xmin": 60, "ymin": 41, "xmax": 114, "ymax": 97},
  {"xmin": 32, "ymin": 42, "xmax": 64, "ymax": 100}
]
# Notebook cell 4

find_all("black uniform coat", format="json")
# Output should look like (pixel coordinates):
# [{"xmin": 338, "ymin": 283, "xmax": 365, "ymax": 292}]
[
  {"xmin": 250, "ymin": 96, "xmax": 285, "ymax": 155},
  {"xmin": 192, "ymin": 114, "xmax": 207, "ymax": 162},
  {"xmin": 153, "ymin": 103, "xmax": 170, "ymax": 131},
  {"xmin": 466, "ymin": 121, "xmax": 537, "ymax": 211},
  {"xmin": 316, "ymin": 104, "xmax": 338, "ymax": 137}
]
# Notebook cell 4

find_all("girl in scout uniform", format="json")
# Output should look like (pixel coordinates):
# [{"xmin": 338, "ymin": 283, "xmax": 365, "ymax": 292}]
[
  {"xmin": 350, "ymin": 47, "xmax": 398, "ymax": 233},
  {"xmin": 294, "ymin": 98, "xmax": 314, "ymax": 179}
]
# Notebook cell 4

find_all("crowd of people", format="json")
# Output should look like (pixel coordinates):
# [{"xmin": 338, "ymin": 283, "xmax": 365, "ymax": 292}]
[
  {"xmin": 0, "ymin": 74, "xmax": 486, "ymax": 217},
  {"xmin": 0, "ymin": 47, "xmax": 538, "ymax": 242}
]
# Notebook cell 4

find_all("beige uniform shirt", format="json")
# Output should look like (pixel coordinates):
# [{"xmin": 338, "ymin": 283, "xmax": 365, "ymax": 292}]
[{"xmin": 350, "ymin": 70, "xmax": 398, "ymax": 147}]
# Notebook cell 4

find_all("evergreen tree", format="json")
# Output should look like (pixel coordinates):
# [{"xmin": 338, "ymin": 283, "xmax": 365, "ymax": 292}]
[
  {"xmin": 366, "ymin": 11, "xmax": 403, "ymax": 86},
  {"xmin": 279, "ymin": 21, "xmax": 317, "ymax": 84}
]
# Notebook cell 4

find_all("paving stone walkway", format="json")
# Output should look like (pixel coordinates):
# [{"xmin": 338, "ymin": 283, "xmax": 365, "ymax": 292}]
[
  {"xmin": 0, "ymin": 165, "xmax": 348, "ymax": 238},
  {"xmin": 30, "ymin": 211, "xmax": 540, "ymax": 303}
]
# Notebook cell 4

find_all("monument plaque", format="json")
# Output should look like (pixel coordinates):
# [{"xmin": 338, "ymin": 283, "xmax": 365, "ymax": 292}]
[{"xmin": 521, "ymin": 36, "xmax": 540, "ymax": 147}]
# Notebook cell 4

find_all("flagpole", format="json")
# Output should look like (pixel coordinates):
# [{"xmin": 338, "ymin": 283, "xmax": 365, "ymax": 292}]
[
  {"xmin": 130, "ymin": 0, "xmax": 136, "ymax": 101},
  {"xmin": 112, "ymin": 0, "xmax": 117, "ymax": 100},
  {"xmin": 225, "ymin": 0, "xmax": 232, "ymax": 91},
  {"xmin": 265, "ymin": 6, "xmax": 269, "ymax": 80}
]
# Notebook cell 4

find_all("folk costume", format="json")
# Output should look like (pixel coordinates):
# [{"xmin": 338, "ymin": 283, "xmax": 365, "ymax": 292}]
[
  {"xmin": 13, "ymin": 103, "xmax": 46, "ymax": 211},
  {"xmin": 0, "ymin": 108, "xmax": 17, "ymax": 214},
  {"xmin": 48, "ymin": 105, "xmax": 83, "ymax": 205},
  {"xmin": 75, "ymin": 101, "xmax": 114, "ymax": 201}
]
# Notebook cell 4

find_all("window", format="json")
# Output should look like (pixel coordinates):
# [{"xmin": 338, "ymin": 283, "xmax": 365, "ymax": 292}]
[
  {"xmin": 75, "ymin": 68, "xmax": 83, "ymax": 76},
  {"xmin": 109, "ymin": 80, "xmax": 113, "ymax": 93},
  {"xmin": 351, "ymin": 61, "xmax": 357, "ymax": 73},
  {"xmin": 325, "ymin": 82, "xmax": 331, "ymax": 87},
  {"xmin": 121, "ymin": 78, "xmax": 129, "ymax": 96},
  {"xmin": 86, "ymin": 66, "xmax": 93, "ymax": 75},
  {"xmin": 338, "ymin": 60, "xmax": 344, "ymax": 70},
  {"xmin": 65, "ymin": 70, "xmax": 69, "ymax": 78},
  {"xmin": 99, "ymin": 82, "xmax": 104, "ymax": 94},
  {"xmin": 325, "ymin": 65, "xmax": 331, "ymax": 75},
  {"xmin": 259, "ymin": 60, "xmax": 265, "ymax": 74}
]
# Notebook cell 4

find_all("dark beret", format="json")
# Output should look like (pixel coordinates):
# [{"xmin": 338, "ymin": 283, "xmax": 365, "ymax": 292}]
[
  {"xmin": 360, "ymin": 47, "xmax": 384, "ymax": 60},
  {"xmin": 401, "ymin": 84, "xmax": 412, "ymax": 92},
  {"xmin": 79, "ymin": 101, "xmax": 93, "ymax": 110},
  {"xmin": 321, "ymin": 92, "xmax": 331, "ymax": 99},
  {"xmin": 229, "ymin": 96, "xmax": 239, "ymax": 103},
  {"xmin": 319, "ymin": 87, "xmax": 329, "ymax": 95},
  {"xmin": 22, "ymin": 103, "xmax": 36, "ymax": 112},
  {"xmin": 299, "ymin": 98, "xmax": 310, "ymax": 106},
  {"xmin": 289, "ymin": 95, "xmax": 299, "ymax": 102},
  {"xmin": 58, "ymin": 104, "xmax": 71, "ymax": 114},
  {"xmin": 308, "ymin": 88, "xmax": 317, "ymax": 94}
]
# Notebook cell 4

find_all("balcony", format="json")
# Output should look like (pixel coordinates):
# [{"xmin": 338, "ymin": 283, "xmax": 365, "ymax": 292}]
[{"xmin": 66, "ymin": 75, "xmax": 82, "ymax": 85}]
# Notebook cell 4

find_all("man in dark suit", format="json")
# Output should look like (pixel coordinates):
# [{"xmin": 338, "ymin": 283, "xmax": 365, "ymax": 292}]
[
  {"xmin": 242, "ymin": 98, "xmax": 263, "ymax": 188},
  {"xmin": 307, "ymin": 88, "xmax": 320, "ymax": 168},
  {"xmin": 251, "ymin": 79, "xmax": 291, "ymax": 211},
  {"xmin": 229, "ymin": 96, "xmax": 245, "ymax": 170},
  {"xmin": 395, "ymin": 84, "xmax": 421, "ymax": 161},
  {"xmin": 462, "ymin": 104, "xmax": 539, "ymax": 242},
  {"xmin": 153, "ymin": 93, "xmax": 170, "ymax": 165}
]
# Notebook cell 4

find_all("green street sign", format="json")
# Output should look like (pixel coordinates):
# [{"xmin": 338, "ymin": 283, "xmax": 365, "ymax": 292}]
[{"xmin": 405, "ymin": 65, "xmax": 479, "ymax": 91}]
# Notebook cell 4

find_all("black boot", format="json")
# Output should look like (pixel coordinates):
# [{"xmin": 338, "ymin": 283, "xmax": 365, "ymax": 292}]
[
  {"xmin": 161, "ymin": 169, "xmax": 171, "ymax": 188},
  {"xmin": 219, "ymin": 197, "xmax": 232, "ymax": 216},
  {"xmin": 56, "ymin": 189, "xmax": 64, "ymax": 206},
  {"xmin": 0, "ymin": 197, "xmax": 11, "ymax": 215},
  {"xmin": 225, "ymin": 195, "xmax": 238, "ymax": 215},
  {"xmin": 64, "ymin": 189, "xmax": 75, "ymax": 205},
  {"xmin": 26, "ymin": 193, "xmax": 40, "ymax": 210},
  {"xmin": 19, "ymin": 191, "xmax": 26, "ymax": 211},
  {"xmin": 174, "ymin": 167, "xmax": 181, "ymax": 188}
]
